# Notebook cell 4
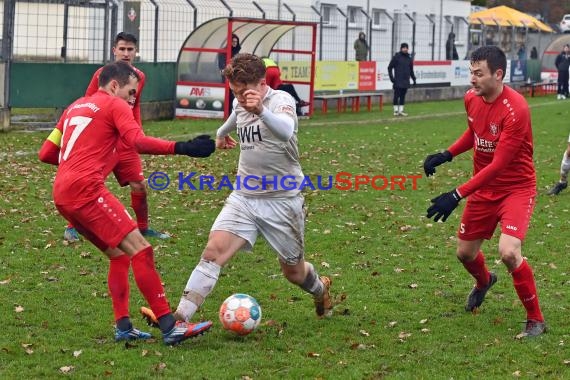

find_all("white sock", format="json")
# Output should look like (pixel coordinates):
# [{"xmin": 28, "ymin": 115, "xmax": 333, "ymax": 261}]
[
  {"xmin": 561, "ymin": 151, "xmax": 570, "ymax": 182},
  {"xmin": 176, "ymin": 259, "xmax": 221, "ymax": 321},
  {"xmin": 393, "ymin": 105, "xmax": 398, "ymax": 113},
  {"xmin": 299, "ymin": 262, "xmax": 324, "ymax": 297},
  {"xmin": 399, "ymin": 105, "xmax": 404, "ymax": 113}
]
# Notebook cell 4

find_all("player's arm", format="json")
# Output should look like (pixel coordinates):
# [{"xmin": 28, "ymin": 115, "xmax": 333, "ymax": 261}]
[
  {"xmin": 387, "ymin": 59, "xmax": 395, "ymax": 82},
  {"xmin": 38, "ymin": 120, "xmax": 63, "ymax": 165},
  {"xmin": 259, "ymin": 103, "xmax": 295, "ymax": 141},
  {"xmin": 132, "ymin": 71, "xmax": 145, "ymax": 126},
  {"xmin": 114, "ymin": 100, "xmax": 214, "ymax": 157},
  {"xmin": 216, "ymin": 111, "xmax": 237, "ymax": 149},
  {"xmin": 457, "ymin": 112, "xmax": 529, "ymax": 198}
]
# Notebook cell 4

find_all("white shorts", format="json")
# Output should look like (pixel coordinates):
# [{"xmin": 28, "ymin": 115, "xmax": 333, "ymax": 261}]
[{"xmin": 211, "ymin": 192, "xmax": 305, "ymax": 265}]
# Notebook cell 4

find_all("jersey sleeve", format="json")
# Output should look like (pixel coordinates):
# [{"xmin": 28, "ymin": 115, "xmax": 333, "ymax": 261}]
[
  {"xmin": 457, "ymin": 104, "xmax": 530, "ymax": 197},
  {"xmin": 85, "ymin": 69, "xmax": 101, "ymax": 96},
  {"xmin": 38, "ymin": 119, "xmax": 64, "ymax": 165},
  {"xmin": 112, "ymin": 98, "xmax": 174, "ymax": 155},
  {"xmin": 447, "ymin": 128, "xmax": 473, "ymax": 157}
]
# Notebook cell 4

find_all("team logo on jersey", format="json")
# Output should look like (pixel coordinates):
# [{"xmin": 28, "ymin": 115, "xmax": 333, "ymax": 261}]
[{"xmin": 489, "ymin": 122, "xmax": 498, "ymax": 136}]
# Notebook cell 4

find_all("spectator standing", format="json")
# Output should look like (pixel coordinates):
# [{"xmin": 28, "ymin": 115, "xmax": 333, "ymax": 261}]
[
  {"xmin": 387, "ymin": 43, "xmax": 416, "ymax": 116},
  {"xmin": 446, "ymin": 32, "xmax": 459, "ymax": 60},
  {"xmin": 354, "ymin": 32, "xmax": 369, "ymax": 61},
  {"xmin": 555, "ymin": 44, "xmax": 570, "ymax": 100}
]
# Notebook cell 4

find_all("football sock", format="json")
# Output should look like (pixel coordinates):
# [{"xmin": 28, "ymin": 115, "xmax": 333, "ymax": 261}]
[
  {"xmin": 108, "ymin": 254, "xmax": 131, "ymax": 321},
  {"xmin": 131, "ymin": 190, "xmax": 148, "ymax": 231},
  {"xmin": 67, "ymin": 222, "xmax": 74, "ymax": 228},
  {"xmin": 158, "ymin": 314, "xmax": 176, "ymax": 334},
  {"xmin": 560, "ymin": 151, "xmax": 570, "ymax": 182},
  {"xmin": 116, "ymin": 317, "xmax": 132, "ymax": 332},
  {"xmin": 511, "ymin": 260, "xmax": 544, "ymax": 322},
  {"xmin": 393, "ymin": 105, "xmax": 398, "ymax": 114},
  {"xmin": 177, "ymin": 259, "xmax": 221, "ymax": 321},
  {"xmin": 130, "ymin": 246, "xmax": 171, "ymax": 321},
  {"xmin": 299, "ymin": 262, "xmax": 324, "ymax": 297},
  {"xmin": 461, "ymin": 251, "xmax": 491, "ymax": 289}
]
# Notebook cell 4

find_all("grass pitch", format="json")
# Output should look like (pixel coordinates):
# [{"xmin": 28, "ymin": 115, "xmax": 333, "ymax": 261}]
[{"xmin": 1, "ymin": 96, "xmax": 570, "ymax": 379}]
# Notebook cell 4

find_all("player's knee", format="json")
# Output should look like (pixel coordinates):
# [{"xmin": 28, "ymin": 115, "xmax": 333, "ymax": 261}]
[
  {"xmin": 456, "ymin": 249, "xmax": 475, "ymax": 263},
  {"xmin": 498, "ymin": 246, "xmax": 519, "ymax": 269},
  {"xmin": 130, "ymin": 181, "xmax": 146, "ymax": 192}
]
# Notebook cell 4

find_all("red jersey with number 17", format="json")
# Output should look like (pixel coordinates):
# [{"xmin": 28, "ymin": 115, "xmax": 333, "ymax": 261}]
[
  {"xmin": 53, "ymin": 90, "xmax": 173, "ymax": 207},
  {"xmin": 448, "ymin": 85, "xmax": 536, "ymax": 197}
]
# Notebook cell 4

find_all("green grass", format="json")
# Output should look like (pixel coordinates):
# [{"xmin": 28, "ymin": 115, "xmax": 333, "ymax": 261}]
[{"xmin": 2, "ymin": 96, "xmax": 570, "ymax": 379}]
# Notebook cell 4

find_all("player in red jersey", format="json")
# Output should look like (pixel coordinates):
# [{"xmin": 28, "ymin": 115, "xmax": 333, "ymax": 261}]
[
  {"xmin": 50, "ymin": 61, "xmax": 215, "ymax": 345},
  {"xmin": 63, "ymin": 32, "xmax": 168, "ymax": 242},
  {"xmin": 423, "ymin": 46, "xmax": 546, "ymax": 338}
]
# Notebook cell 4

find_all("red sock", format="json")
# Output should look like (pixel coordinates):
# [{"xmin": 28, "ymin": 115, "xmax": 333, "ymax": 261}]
[
  {"xmin": 67, "ymin": 222, "xmax": 74, "ymax": 228},
  {"xmin": 131, "ymin": 191, "xmax": 148, "ymax": 231},
  {"xmin": 108, "ymin": 254, "xmax": 131, "ymax": 321},
  {"xmin": 462, "ymin": 251, "xmax": 490, "ymax": 289},
  {"xmin": 130, "ymin": 246, "xmax": 171, "ymax": 319},
  {"xmin": 511, "ymin": 260, "xmax": 544, "ymax": 322}
]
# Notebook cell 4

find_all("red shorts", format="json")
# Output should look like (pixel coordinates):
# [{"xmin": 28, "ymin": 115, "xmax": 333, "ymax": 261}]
[
  {"xmin": 458, "ymin": 188, "xmax": 536, "ymax": 241},
  {"xmin": 56, "ymin": 188, "xmax": 138, "ymax": 251},
  {"xmin": 113, "ymin": 140, "xmax": 144, "ymax": 186}
]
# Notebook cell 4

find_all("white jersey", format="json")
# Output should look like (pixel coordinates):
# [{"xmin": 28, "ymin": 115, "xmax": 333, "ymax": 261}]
[{"xmin": 234, "ymin": 87, "xmax": 303, "ymax": 197}]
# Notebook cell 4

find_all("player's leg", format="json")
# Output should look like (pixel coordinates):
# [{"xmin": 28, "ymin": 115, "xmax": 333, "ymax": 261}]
[
  {"xmin": 498, "ymin": 191, "xmax": 545, "ymax": 337},
  {"xmin": 56, "ymin": 199, "xmax": 152, "ymax": 342},
  {"xmin": 114, "ymin": 147, "xmax": 169, "ymax": 239},
  {"xmin": 166, "ymin": 192, "xmax": 253, "ymax": 323},
  {"xmin": 259, "ymin": 195, "xmax": 332, "ymax": 317},
  {"xmin": 547, "ymin": 142, "xmax": 570, "ymax": 195},
  {"xmin": 457, "ymin": 192, "xmax": 499, "ymax": 311}
]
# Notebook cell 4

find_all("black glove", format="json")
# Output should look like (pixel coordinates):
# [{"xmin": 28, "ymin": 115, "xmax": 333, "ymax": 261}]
[
  {"xmin": 174, "ymin": 135, "xmax": 215, "ymax": 158},
  {"xmin": 426, "ymin": 189, "xmax": 461, "ymax": 222},
  {"xmin": 423, "ymin": 150, "xmax": 452, "ymax": 177}
]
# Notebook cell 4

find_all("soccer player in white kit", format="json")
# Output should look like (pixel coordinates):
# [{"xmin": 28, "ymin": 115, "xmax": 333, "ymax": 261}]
[{"xmin": 141, "ymin": 53, "xmax": 332, "ymax": 325}]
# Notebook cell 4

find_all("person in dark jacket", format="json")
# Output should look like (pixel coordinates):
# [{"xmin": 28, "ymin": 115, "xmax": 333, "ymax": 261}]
[
  {"xmin": 354, "ymin": 32, "xmax": 369, "ymax": 61},
  {"xmin": 446, "ymin": 32, "xmax": 459, "ymax": 60},
  {"xmin": 555, "ymin": 44, "xmax": 570, "ymax": 100},
  {"xmin": 388, "ymin": 43, "xmax": 416, "ymax": 116}
]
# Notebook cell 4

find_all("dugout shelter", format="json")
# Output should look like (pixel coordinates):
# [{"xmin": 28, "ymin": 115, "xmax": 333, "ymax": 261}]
[{"xmin": 176, "ymin": 17, "xmax": 317, "ymax": 119}]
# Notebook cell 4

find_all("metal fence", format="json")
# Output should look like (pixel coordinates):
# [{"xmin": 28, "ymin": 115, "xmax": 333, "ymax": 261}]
[{"xmin": 1, "ymin": 0, "xmax": 473, "ymax": 64}]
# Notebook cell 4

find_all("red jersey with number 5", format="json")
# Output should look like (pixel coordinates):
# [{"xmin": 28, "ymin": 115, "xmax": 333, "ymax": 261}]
[{"xmin": 448, "ymin": 85, "xmax": 535, "ymax": 197}]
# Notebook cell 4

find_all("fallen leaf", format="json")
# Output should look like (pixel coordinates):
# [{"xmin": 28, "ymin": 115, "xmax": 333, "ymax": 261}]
[
  {"xmin": 359, "ymin": 329, "xmax": 370, "ymax": 336},
  {"xmin": 419, "ymin": 319, "xmax": 428, "ymax": 324},
  {"xmin": 141, "ymin": 349, "xmax": 148, "ymax": 357},
  {"xmin": 421, "ymin": 328, "xmax": 430, "ymax": 333},
  {"xmin": 512, "ymin": 370, "xmax": 521, "ymax": 377},
  {"xmin": 398, "ymin": 332, "xmax": 412, "ymax": 340},
  {"xmin": 73, "ymin": 350, "xmax": 82, "ymax": 358},
  {"xmin": 563, "ymin": 359, "xmax": 570, "ymax": 365},
  {"xmin": 0, "ymin": 278, "xmax": 10, "ymax": 285},
  {"xmin": 321, "ymin": 261, "xmax": 330, "ymax": 268},
  {"xmin": 408, "ymin": 283, "xmax": 418, "ymax": 289},
  {"xmin": 154, "ymin": 362, "xmax": 167, "ymax": 371},
  {"xmin": 307, "ymin": 352, "xmax": 320, "ymax": 357},
  {"xmin": 388, "ymin": 321, "xmax": 397, "ymax": 328},
  {"xmin": 59, "ymin": 366, "xmax": 74, "ymax": 374},
  {"xmin": 15, "ymin": 305, "xmax": 24, "ymax": 313}
]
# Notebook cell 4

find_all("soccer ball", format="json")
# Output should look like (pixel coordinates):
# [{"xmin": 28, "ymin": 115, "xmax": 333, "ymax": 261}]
[{"xmin": 219, "ymin": 293, "xmax": 262, "ymax": 336}]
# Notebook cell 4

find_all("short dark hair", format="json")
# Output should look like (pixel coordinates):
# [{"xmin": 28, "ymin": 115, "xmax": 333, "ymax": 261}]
[
  {"xmin": 98, "ymin": 61, "xmax": 140, "ymax": 87},
  {"xmin": 222, "ymin": 53, "xmax": 265, "ymax": 85},
  {"xmin": 114, "ymin": 32, "xmax": 138, "ymax": 46},
  {"xmin": 470, "ymin": 46, "xmax": 507, "ymax": 79}
]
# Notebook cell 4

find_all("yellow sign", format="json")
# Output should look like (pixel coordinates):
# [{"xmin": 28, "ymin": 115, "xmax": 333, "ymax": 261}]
[
  {"xmin": 279, "ymin": 61, "xmax": 311, "ymax": 82},
  {"xmin": 314, "ymin": 61, "xmax": 358, "ymax": 91}
]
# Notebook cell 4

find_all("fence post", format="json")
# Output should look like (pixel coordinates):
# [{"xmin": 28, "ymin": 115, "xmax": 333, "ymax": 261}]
[
  {"xmin": 149, "ymin": 0, "xmax": 159, "ymax": 63},
  {"xmin": 1, "ymin": 0, "xmax": 15, "ymax": 130}
]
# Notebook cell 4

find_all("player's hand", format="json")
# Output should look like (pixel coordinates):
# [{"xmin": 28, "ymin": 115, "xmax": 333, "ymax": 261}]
[
  {"xmin": 413, "ymin": 80, "xmax": 417, "ymax": 86},
  {"xmin": 175, "ymin": 135, "xmax": 215, "ymax": 157},
  {"xmin": 241, "ymin": 89, "xmax": 263, "ymax": 115},
  {"xmin": 426, "ymin": 189, "xmax": 461, "ymax": 222},
  {"xmin": 216, "ymin": 135, "xmax": 237, "ymax": 150},
  {"xmin": 423, "ymin": 150, "xmax": 452, "ymax": 176}
]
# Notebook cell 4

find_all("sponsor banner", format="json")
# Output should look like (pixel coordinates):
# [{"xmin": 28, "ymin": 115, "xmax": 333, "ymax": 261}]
[
  {"xmin": 175, "ymin": 85, "xmax": 224, "ymax": 118},
  {"xmin": 413, "ymin": 61, "xmax": 451, "ymax": 85},
  {"xmin": 450, "ymin": 60, "xmax": 471, "ymax": 86},
  {"xmin": 279, "ymin": 61, "xmax": 311, "ymax": 82},
  {"xmin": 315, "ymin": 61, "xmax": 358, "ymax": 91},
  {"xmin": 375, "ymin": 61, "xmax": 393, "ymax": 90},
  {"xmin": 358, "ymin": 61, "xmax": 376, "ymax": 91}
]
